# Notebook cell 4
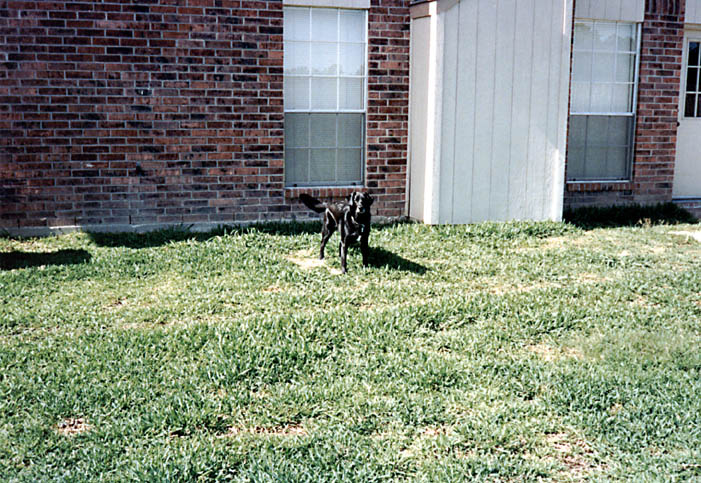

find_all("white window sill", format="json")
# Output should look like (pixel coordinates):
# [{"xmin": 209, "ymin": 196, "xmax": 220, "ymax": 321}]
[{"xmin": 283, "ymin": 0, "xmax": 370, "ymax": 9}]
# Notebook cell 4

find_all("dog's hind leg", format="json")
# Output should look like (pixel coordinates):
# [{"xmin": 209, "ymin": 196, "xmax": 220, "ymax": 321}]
[
  {"xmin": 319, "ymin": 228, "xmax": 331, "ymax": 260},
  {"xmin": 319, "ymin": 213, "xmax": 334, "ymax": 260}
]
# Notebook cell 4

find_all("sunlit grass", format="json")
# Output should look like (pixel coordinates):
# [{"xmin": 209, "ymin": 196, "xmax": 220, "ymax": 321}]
[{"xmin": 1, "ymin": 215, "xmax": 700, "ymax": 480}]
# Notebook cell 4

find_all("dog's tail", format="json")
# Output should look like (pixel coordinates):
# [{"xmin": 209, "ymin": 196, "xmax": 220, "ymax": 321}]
[{"xmin": 299, "ymin": 193, "xmax": 327, "ymax": 213}]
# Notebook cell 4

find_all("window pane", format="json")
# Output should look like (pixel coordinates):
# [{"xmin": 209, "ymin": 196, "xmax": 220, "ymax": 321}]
[
  {"xmin": 284, "ymin": 8, "xmax": 309, "ymax": 41},
  {"xmin": 585, "ymin": 146, "xmax": 608, "ymax": 178},
  {"xmin": 606, "ymin": 147, "xmax": 628, "ymax": 178},
  {"xmin": 284, "ymin": 41, "xmax": 310, "ymax": 75},
  {"xmin": 685, "ymin": 93, "xmax": 696, "ymax": 117},
  {"xmin": 284, "ymin": 77, "xmax": 310, "ymax": 110},
  {"xmin": 311, "ymin": 8, "xmax": 337, "ymax": 42},
  {"xmin": 337, "ymin": 149, "xmax": 362, "ymax": 182},
  {"xmin": 310, "ymin": 149, "xmax": 336, "ymax": 182},
  {"xmin": 286, "ymin": 148, "xmax": 310, "ymax": 184},
  {"xmin": 586, "ymin": 116, "xmax": 608, "ymax": 148},
  {"xmin": 310, "ymin": 114, "xmax": 336, "ymax": 147},
  {"xmin": 338, "ymin": 113, "xmax": 363, "ymax": 147},
  {"xmin": 612, "ymin": 84, "xmax": 632, "ymax": 112},
  {"xmin": 571, "ymin": 82, "xmax": 591, "ymax": 112},
  {"xmin": 340, "ymin": 10, "xmax": 365, "ymax": 42},
  {"xmin": 340, "ymin": 43, "xmax": 365, "ymax": 76},
  {"xmin": 574, "ymin": 22, "xmax": 593, "ymax": 51},
  {"xmin": 592, "ymin": 53, "xmax": 615, "ymax": 82},
  {"xmin": 311, "ymin": 77, "xmax": 337, "ymax": 109},
  {"xmin": 285, "ymin": 113, "xmax": 309, "ymax": 148},
  {"xmin": 590, "ymin": 84, "xmax": 612, "ymax": 112},
  {"xmin": 616, "ymin": 23, "xmax": 635, "ymax": 52},
  {"xmin": 608, "ymin": 116, "xmax": 631, "ymax": 147},
  {"xmin": 339, "ymin": 77, "xmax": 364, "ymax": 110},
  {"xmin": 594, "ymin": 22, "xmax": 617, "ymax": 51},
  {"xmin": 568, "ymin": 115, "xmax": 587, "ymax": 148},
  {"xmin": 615, "ymin": 54, "xmax": 634, "ymax": 83},
  {"xmin": 311, "ymin": 43, "xmax": 338, "ymax": 75},
  {"xmin": 572, "ymin": 51, "xmax": 592, "ymax": 81},
  {"xmin": 687, "ymin": 67, "xmax": 699, "ymax": 94},
  {"xmin": 567, "ymin": 146, "xmax": 586, "ymax": 179},
  {"xmin": 689, "ymin": 42, "xmax": 700, "ymax": 67}
]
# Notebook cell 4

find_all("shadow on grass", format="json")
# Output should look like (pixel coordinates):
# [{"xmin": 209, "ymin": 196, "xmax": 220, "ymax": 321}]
[
  {"xmin": 0, "ymin": 249, "xmax": 91, "ymax": 270},
  {"xmin": 87, "ymin": 220, "xmax": 411, "ymax": 248},
  {"xmin": 87, "ymin": 222, "xmax": 322, "ymax": 248},
  {"xmin": 366, "ymin": 245, "xmax": 427, "ymax": 274},
  {"xmin": 564, "ymin": 202, "xmax": 698, "ymax": 230}
]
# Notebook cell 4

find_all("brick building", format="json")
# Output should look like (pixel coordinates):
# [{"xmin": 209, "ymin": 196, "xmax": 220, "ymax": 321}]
[
  {"xmin": 1, "ymin": 0, "xmax": 410, "ymax": 234},
  {"xmin": 564, "ymin": 0, "xmax": 700, "ymax": 217},
  {"xmin": 1, "ymin": 0, "xmax": 699, "ymax": 235}
]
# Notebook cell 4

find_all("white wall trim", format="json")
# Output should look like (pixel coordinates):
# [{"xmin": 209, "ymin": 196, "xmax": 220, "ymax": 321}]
[
  {"xmin": 410, "ymin": 2, "xmax": 431, "ymax": 19},
  {"xmin": 283, "ymin": 0, "xmax": 370, "ymax": 9},
  {"xmin": 550, "ymin": 0, "xmax": 574, "ymax": 221},
  {"xmin": 424, "ymin": 1, "xmax": 443, "ymax": 224},
  {"xmin": 574, "ymin": 0, "xmax": 643, "ymax": 23}
]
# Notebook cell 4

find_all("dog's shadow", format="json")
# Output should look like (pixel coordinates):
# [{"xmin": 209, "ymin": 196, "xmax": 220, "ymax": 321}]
[{"xmin": 365, "ymin": 246, "xmax": 427, "ymax": 274}]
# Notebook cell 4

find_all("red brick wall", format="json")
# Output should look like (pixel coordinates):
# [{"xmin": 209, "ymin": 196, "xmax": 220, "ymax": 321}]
[
  {"xmin": 565, "ymin": 2, "xmax": 684, "ymax": 209},
  {"xmin": 0, "ymin": 0, "xmax": 410, "ymax": 234}
]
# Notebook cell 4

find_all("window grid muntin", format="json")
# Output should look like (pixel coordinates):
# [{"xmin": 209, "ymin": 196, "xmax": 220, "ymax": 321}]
[
  {"xmin": 684, "ymin": 41, "xmax": 701, "ymax": 118},
  {"xmin": 571, "ymin": 20, "xmax": 639, "ymax": 116},
  {"xmin": 283, "ymin": 6, "xmax": 367, "ymax": 186},
  {"xmin": 284, "ymin": 7, "xmax": 367, "ymax": 113},
  {"xmin": 284, "ymin": 113, "xmax": 364, "ymax": 186},
  {"xmin": 567, "ymin": 20, "xmax": 641, "ymax": 182},
  {"xmin": 567, "ymin": 114, "xmax": 634, "ymax": 180}
]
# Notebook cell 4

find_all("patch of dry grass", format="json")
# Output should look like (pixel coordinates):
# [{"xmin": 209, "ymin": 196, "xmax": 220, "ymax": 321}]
[{"xmin": 56, "ymin": 418, "xmax": 91, "ymax": 437}]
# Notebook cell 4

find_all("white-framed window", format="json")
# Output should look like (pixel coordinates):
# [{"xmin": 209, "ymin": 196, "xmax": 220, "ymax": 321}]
[
  {"xmin": 683, "ymin": 40, "xmax": 701, "ymax": 117},
  {"xmin": 567, "ymin": 20, "xmax": 641, "ymax": 181},
  {"xmin": 283, "ymin": 6, "xmax": 367, "ymax": 187}
]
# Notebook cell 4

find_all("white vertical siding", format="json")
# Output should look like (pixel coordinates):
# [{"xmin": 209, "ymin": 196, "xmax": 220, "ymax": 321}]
[
  {"xmin": 438, "ymin": 9, "xmax": 459, "ymax": 223},
  {"xmin": 574, "ymin": 0, "xmax": 644, "ymax": 21},
  {"xmin": 409, "ymin": 0, "xmax": 573, "ymax": 224},
  {"xmin": 490, "ymin": 0, "xmax": 517, "ymax": 221},
  {"xmin": 687, "ymin": 0, "xmax": 701, "ymax": 24},
  {"xmin": 471, "ymin": 0, "xmax": 497, "ymax": 222},
  {"xmin": 508, "ymin": 0, "xmax": 535, "ymax": 220},
  {"xmin": 449, "ymin": 0, "xmax": 478, "ymax": 223},
  {"xmin": 526, "ymin": 0, "xmax": 552, "ymax": 221}
]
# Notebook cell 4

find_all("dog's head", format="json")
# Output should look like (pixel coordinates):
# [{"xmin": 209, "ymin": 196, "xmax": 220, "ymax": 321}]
[{"xmin": 349, "ymin": 191, "xmax": 373, "ymax": 216}]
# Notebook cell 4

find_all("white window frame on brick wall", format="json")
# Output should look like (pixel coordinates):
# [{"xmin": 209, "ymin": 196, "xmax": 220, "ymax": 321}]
[
  {"xmin": 567, "ymin": 20, "xmax": 642, "ymax": 182},
  {"xmin": 283, "ymin": 6, "xmax": 368, "ymax": 187},
  {"xmin": 682, "ymin": 39, "xmax": 701, "ymax": 118}
]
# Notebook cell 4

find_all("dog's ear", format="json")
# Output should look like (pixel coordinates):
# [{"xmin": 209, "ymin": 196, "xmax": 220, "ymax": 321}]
[{"xmin": 367, "ymin": 194, "xmax": 374, "ymax": 206}]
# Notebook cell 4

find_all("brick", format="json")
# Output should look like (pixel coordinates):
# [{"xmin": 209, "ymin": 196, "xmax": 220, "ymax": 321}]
[{"xmin": 1, "ymin": 0, "xmax": 409, "ymax": 231}]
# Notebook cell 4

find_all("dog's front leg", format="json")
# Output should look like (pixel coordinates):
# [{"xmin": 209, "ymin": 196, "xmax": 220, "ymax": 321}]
[
  {"xmin": 360, "ymin": 232, "xmax": 370, "ymax": 267},
  {"xmin": 340, "ymin": 240, "xmax": 348, "ymax": 274}
]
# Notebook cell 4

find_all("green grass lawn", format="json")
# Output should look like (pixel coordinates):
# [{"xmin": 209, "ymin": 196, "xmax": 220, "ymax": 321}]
[{"xmin": 1, "ymin": 214, "xmax": 700, "ymax": 481}]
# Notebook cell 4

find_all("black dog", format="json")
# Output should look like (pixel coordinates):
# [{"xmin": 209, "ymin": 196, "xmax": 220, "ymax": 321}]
[{"xmin": 299, "ymin": 192, "xmax": 373, "ymax": 274}]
